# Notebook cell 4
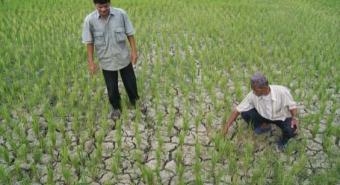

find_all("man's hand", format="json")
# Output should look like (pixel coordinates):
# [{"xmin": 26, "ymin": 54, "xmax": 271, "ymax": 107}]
[
  {"xmin": 88, "ymin": 60, "xmax": 97, "ymax": 75},
  {"xmin": 222, "ymin": 126, "xmax": 229, "ymax": 137},
  {"xmin": 130, "ymin": 51, "xmax": 138, "ymax": 65},
  {"xmin": 127, "ymin": 35, "xmax": 138, "ymax": 65},
  {"xmin": 222, "ymin": 110, "xmax": 240, "ymax": 137},
  {"xmin": 291, "ymin": 118, "xmax": 299, "ymax": 133},
  {"xmin": 86, "ymin": 43, "xmax": 96, "ymax": 75}
]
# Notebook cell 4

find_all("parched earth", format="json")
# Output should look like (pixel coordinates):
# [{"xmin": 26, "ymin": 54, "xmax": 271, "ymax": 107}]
[
  {"xmin": 5, "ymin": 94, "xmax": 336, "ymax": 185},
  {"xmin": 2, "ymin": 62, "xmax": 340, "ymax": 185},
  {"xmin": 1, "ymin": 55, "xmax": 339, "ymax": 184}
]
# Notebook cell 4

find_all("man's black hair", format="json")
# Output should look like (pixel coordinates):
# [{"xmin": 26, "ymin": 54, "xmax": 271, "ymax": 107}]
[{"xmin": 93, "ymin": 0, "xmax": 110, "ymax": 4}]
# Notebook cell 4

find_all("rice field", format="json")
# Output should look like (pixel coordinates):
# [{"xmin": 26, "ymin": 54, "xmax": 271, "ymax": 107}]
[{"xmin": 0, "ymin": 0, "xmax": 339, "ymax": 184}]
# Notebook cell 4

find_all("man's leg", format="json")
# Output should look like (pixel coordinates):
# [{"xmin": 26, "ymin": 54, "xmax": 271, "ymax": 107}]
[
  {"xmin": 273, "ymin": 118, "xmax": 297, "ymax": 145},
  {"xmin": 241, "ymin": 108, "xmax": 266, "ymax": 129},
  {"xmin": 102, "ymin": 70, "xmax": 121, "ymax": 110},
  {"xmin": 120, "ymin": 63, "xmax": 139, "ymax": 106}
]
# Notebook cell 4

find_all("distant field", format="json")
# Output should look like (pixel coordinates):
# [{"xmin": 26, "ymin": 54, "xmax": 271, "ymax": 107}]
[{"xmin": 0, "ymin": 0, "xmax": 339, "ymax": 184}]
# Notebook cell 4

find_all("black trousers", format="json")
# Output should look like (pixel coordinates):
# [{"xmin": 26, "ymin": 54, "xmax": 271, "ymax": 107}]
[
  {"xmin": 241, "ymin": 108, "xmax": 296, "ymax": 144},
  {"xmin": 102, "ymin": 63, "xmax": 139, "ymax": 110}
]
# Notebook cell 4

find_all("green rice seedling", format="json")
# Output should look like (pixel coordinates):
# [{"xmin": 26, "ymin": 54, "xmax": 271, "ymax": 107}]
[
  {"xmin": 111, "ymin": 119, "xmax": 123, "ymax": 175},
  {"xmin": 133, "ymin": 149, "xmax": 143, "ymax": 165},
  {"xmin": 272, "ymin": 159, "xmax": 294, "ymax": 185},
  {"xmin": 62, "ymin": 165, "xmax": 72, "ymax": 184},
  {"xmin": 30, "ymin": 163, "xmax": 39, "ymax": 183},
  {"xmin": 115, "ymin": 120, "xmax": 122, "ymax": 149},
  {"xmin": 0, "ymin": 146, "xmax": 10, "ymax": 164},
  {"xmin": 139, "ymin": 164, "xmax": 155, "ymax": 185},
  {"xmin": 31, "ymin": 114, "xmax": 40, "ymax": 138},
  {"xmin": 325, "ymin": 106, "xmax": 336, "ymax": 136},
  {"xmin": 56, "ymin": 102, "xmax": 67, "ymax": 120},
  {"xmin": 88, "ymin": 159, "xmax": 100, "ymax": 181},
  {"xmin": 182, "ymin": 111, "xmax": 190, "ymax": 134},
  {"xmin": 175, "ymin": 149, "xmax": 185, "ymax": 185},
  {"xmin": 134, "ymin": 106, "xmax": 143, "ymax": 127},
  {"xmin": 0, "ymin": 106, "xmax": 10, "ymax": 124},
  {"xmin": 20, "ymin": 123, "xmax": 30, "ymax": 146},
  {"xmin": 17, "ymin": 143, "xmax": 28, "ymax": 163},
  {"xmin": 133, "ymin": 121, "xmax": 142, "ymax": 149},
  {"xmin": 70, "ymin": 150, "xmax": 81, "ymax": 177},
  {"xmin": 47, "ymin": 121, "xmax": 56, "ymax": 148},
  {"xmin": 150, "ymin": 80, "xmax": 158, "ymax": 100},
  {"xmin": 311, "ymin": 114, "xmax": 320, "ymax": 138},
  {"xmin": 32, "ymin": 147, "xmax": 42, "ymax": 164},
  {"xmin": 12, "ymin": 160, "xmax": 23, "ymax": 181},
  {"xmin": 234, "ymin": 80, "xmax": 243, "ymax": 102},
  {"xmin": 209, "ymin": 148, "xmax": 219, "ymax": 182},
  {"xmin": 72, "ymin": 114, "xmax": 80, "ymax": 140},
  {"xmin": 100, "ymin": 118, "xmax": 110, "ymax": 134},
  {"xmin": 194, "ymin": 112, "xmax": 202, "ymax": 134},
  {"xmin": 94, "ymin": 143, "xmax": 103, "ymax": 165},
  {"xmin": 290, "ymin": 154, "xmax": 308, "ymax": 180},
  {"xmin": 310, "ymin": 166, "xmax": 340, "ymax": 185},
  {"xmin": 322, "ymin": 132, "xmax": 333, "ymax": 154},
  {"xmin": 0, "ymin": 124, "xmax": 8, "ymax": 145},
  {"xmin": 167, "ymin": 108, "xmax": 176, "ymax": 136},
  {"xmin": 86, "ymin": 115, "xmax": 96, "ymax": 140},
  {"xmin": 95, "ymin": 129, "xmax": 104, "ymax": 147},
  {"xmin": 0, "ymin": 165, "xmax": 10, "ymax": 185},
  {"xmin": 46, "ymin": 163, "xmax": 54, "ymax": 185},
  {"xmin": 194, "ymin": 139, "xmax": 203, "ymax": 185},
  {"xmin": 206, "ymin": 112, "xmax": 213, "ymax": 137},
  {"xmin": 178, "ymin": 131, "xmax": 186, "ymax": 147},
  {"xmin": 111, "ymin": 158, "xmax": 119, "ymax": 178},
  {"xmin": 61, "ymin": 145, "xmax": 69, "ymax": 166},
  {"xmin": 228, "ymin": 154, "xmax": 238, "ymax": 184},
  {"xmin": 250, "ymin": 157, "xmax": 268, "ymax": 185},
  {"xmin": 242, "ymin": 141, "xmax": 254, "ymax": 174},
  {"xmin": 155, "ymin": 139, "xmax": 163, "ymax": 184}
]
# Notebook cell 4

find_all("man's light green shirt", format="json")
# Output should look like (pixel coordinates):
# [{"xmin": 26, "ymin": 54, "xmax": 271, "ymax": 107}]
[{"xmin": 82, "ymin": 7, "xmax": 135, "ymax": 71}]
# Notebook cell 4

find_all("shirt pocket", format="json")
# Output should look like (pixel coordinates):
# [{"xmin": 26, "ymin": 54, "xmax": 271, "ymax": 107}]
[
  {"xmin": 93, "ymin": 32, "xmax": 105, "ymax": 46},
  {"xmin": 115, "ymin": 27, "xmax": 126, "ymax": 42}
]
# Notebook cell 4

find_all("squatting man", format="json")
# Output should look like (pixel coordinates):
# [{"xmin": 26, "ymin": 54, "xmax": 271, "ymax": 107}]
[{"xmin": 223, "ymin": 73, "xmax": 298, "ymax": 150}]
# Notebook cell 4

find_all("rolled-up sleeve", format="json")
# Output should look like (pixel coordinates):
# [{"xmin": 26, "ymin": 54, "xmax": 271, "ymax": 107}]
[
  {"xmin": 283, "ymin": 88, "xmax": 297, "ymax": 110},
  {"xmin": 82, "ymin": 16, "xmax": 93, "ymax": 44},
  {"xmin": 236, "ymin": 92, "xmax": 254, "ymax": 112},
  {"xmin": 121, "ymin": 11, "xmax": 135, "ymax": 36}
]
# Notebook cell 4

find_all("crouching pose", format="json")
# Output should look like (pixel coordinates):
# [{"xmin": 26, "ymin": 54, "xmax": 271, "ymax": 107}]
[{"xmin": 223, "ymin": 73, "xmax": 298, "ymax": 150}]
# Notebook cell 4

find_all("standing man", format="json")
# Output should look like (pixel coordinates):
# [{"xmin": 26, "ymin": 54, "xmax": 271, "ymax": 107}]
[
  {"xmin": 82, "ymin": 0, "xmax": 139, "ymax": 119},
  {"xmin": 223, "ymin": 73, "xmax": 298, "ymax": 150}
]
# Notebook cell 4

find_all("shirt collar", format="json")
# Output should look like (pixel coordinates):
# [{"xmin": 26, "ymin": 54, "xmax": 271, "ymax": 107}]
[
  {"xmin": 96, "ymin": 7, "xmax": 115, "ymax": 19},
  {"xmin": 269, "ymin": 85, "xmax": 277, "ymax": 101}
]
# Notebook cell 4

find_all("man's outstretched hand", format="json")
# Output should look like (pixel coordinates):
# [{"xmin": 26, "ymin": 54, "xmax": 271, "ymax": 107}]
[{"xmin": 222, "ymin": 125, "xmax": 229, "ymax": 137}]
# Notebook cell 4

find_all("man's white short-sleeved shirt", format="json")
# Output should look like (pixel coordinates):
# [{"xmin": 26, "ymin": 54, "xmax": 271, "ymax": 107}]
[{"xmin": 236, "ymin": 85, "xmax": 297, "ymax": 121}]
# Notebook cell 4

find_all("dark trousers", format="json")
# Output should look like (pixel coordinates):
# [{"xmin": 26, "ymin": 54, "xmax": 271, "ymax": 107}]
[
  {"xmin": 241, "ymin": 108, "xmax": 296, "ymax": 144},
  {"xmin": 102, "ymin": 63, "xmax": 139, "ymax": 110}
]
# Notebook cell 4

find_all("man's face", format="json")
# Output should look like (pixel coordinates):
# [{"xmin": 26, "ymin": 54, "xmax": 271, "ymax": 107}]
[
  {"xmin": 96, "ymin": 3, "xmax": 110, "ymax": 17},
  {"xmin": 252, "ymin": 86, "xmax": 268, "ymax": 97}
]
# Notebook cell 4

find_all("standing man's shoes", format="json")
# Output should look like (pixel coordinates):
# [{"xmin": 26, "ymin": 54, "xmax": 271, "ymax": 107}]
[
  {"xmin": 131, "ymin": 100, "xmax": 147, "ymax": 115},
  {"xmin": 110, "ymin": 109, "xmax": 121, "ymax": 120},
  {"xmin": 140, "ymin": 102, "xmax": 147, "ymax": 115}
]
